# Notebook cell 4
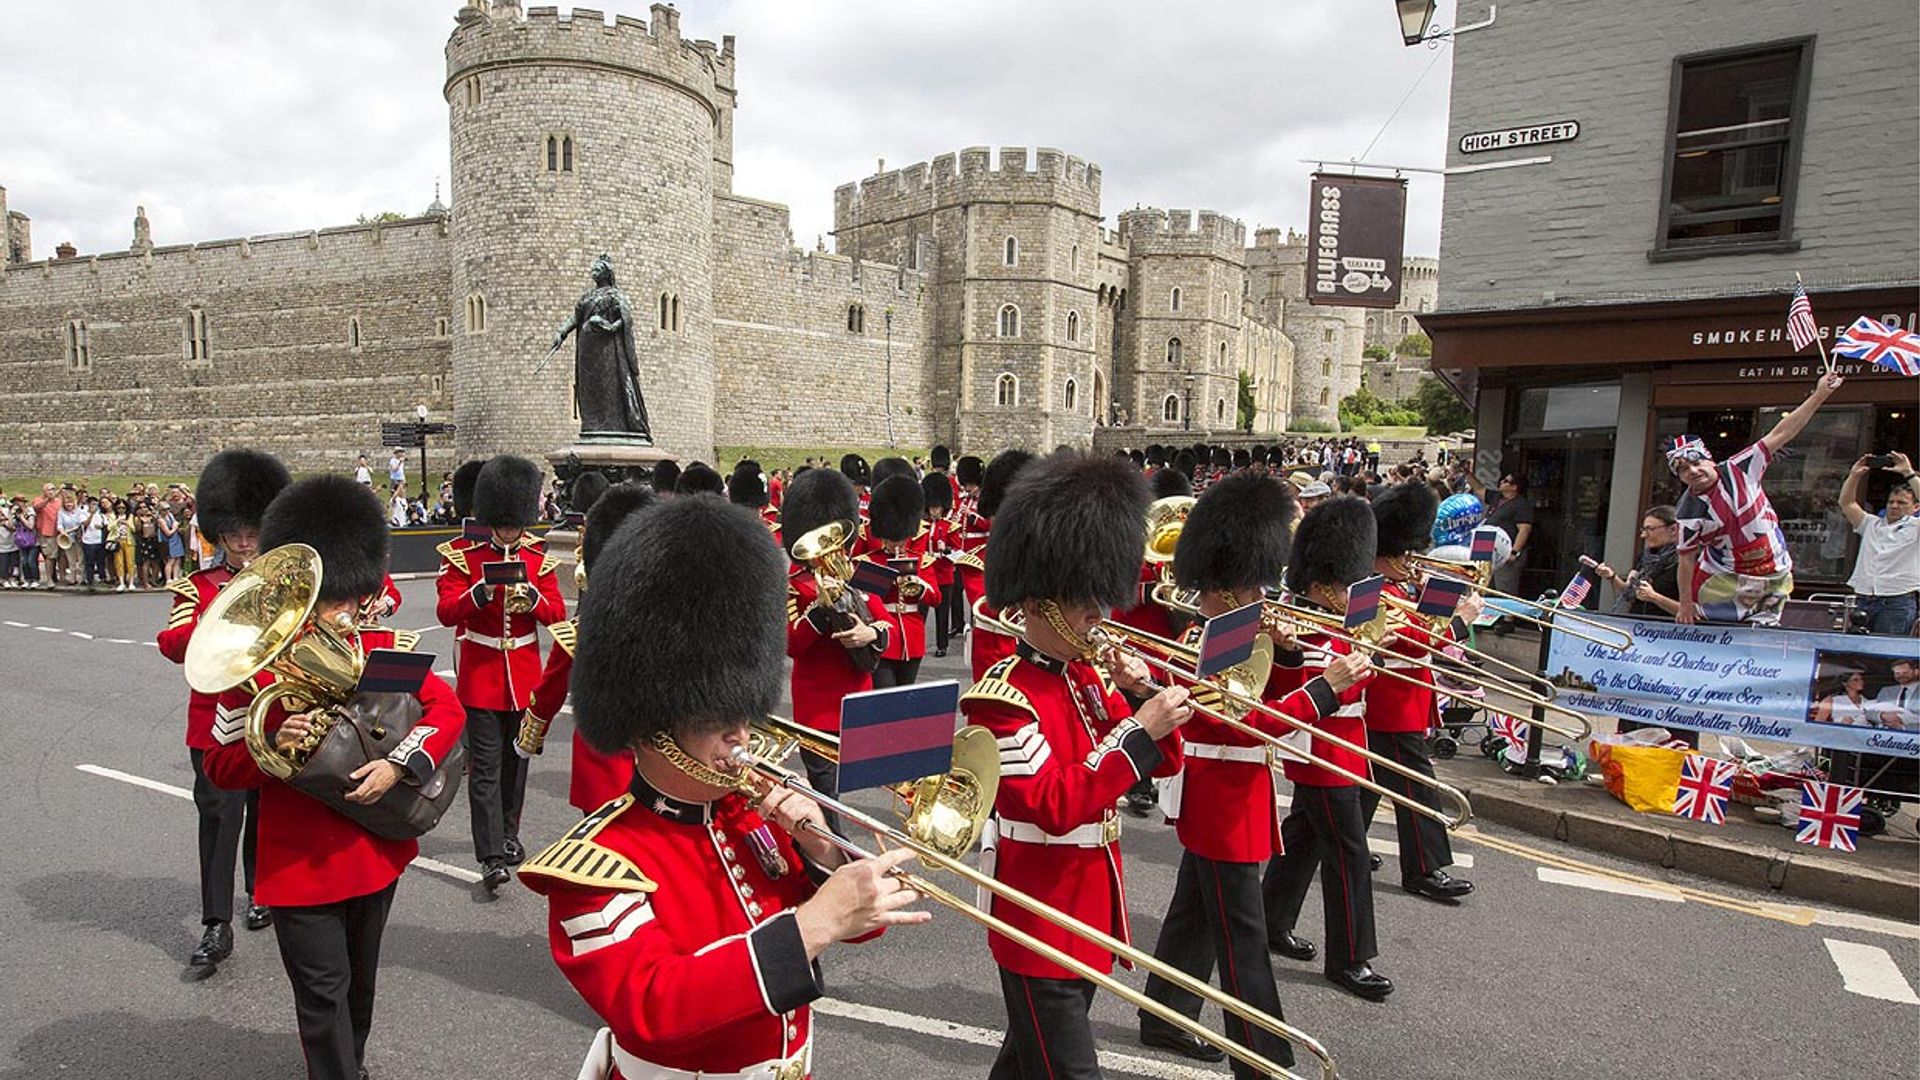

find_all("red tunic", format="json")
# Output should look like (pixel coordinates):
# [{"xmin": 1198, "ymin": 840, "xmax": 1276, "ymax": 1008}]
[
  {"xmin": 856, "ymin": 546, "xmax": 941, "ymax": 663},
  {"xmin": 157, "ymin": 564, "xmax": 235, "ymax": 749},
  {"xmin": 200, "ymin": 626, "xmax": 467, "ymax": 907},
  {"xmin": 1364, "ymin": 582, "xmax": 1455, "ymax": 735},
  {"xmin": 968, "ymin": 597, "xmax": 1018, "ymax": 682},
  {"xmin": 1108, "ymin": 562, "xmax": 1175, "ymax": 641},
  {"xmin": 955, "ymin": 511, "xmax": 989, "ymax": 610},
  {"xmin": 1273, "ymin": 629, "xmax": 1369, "ymax": 789},
  {"xmin": 927, "ymin": 517, "xmax": 958, "ymax": 591},
  {"xmin": 520, "ymin": 620, "xmax": 633, "ymax": 814},
  {"xmin": 785, "ymin": 567, "xmax": 889, "ymax": 735},
  {"xmin": 962, "ymin": 645, "xmax": 1183, "ymax": 980},
  {"xmin": 434, "ymin": 537, "xmax": 569, "ymax": 711}
]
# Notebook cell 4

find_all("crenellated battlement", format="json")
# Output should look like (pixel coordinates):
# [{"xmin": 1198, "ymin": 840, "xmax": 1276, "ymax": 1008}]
[
  {"xmin": 445, "ymin": 4, "xmax": 732, "ymax": 116},
  {"xmin": 833, "ymin": 145, "xmax": 1102, "ymax": 231},
  {"xmin": 1118, "ymin": 207, "xmax": 1246, "ymax": 261}
]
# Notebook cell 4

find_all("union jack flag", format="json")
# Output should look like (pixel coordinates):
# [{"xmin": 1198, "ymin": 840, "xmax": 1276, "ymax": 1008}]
[
  {"xmin": 1796, "ymin": 781, "xmax": 1863, "ymax": 852},
  {"xmin": 1833, "ymin": 316, "xmax": 1920, "ymax": 377},
  {"xmin": 1488, "ymin": 712, "xmax": 1530, "ymax": 755},
  {"xmin": 1672, "ymin": 755, "xmax": 1734, "ymax": 825},
  {"xmin": 1785, "ymin": 283, "xmax": 1819, "ymax": 352}
]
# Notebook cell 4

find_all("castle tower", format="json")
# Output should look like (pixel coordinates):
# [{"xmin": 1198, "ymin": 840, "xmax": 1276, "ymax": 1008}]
[
  {"xmin": 834, "ymin": 147, "xmax": 1104, "ymax": 452},
  {"xmin": 0, "ymin": 186, "xmax": 29, "ymax": 267},
  {"xmin": 1118, "ymin": 208, "xmax": 1248, "ymax": 435},
  {"xmin": 1248, "ymin": 228, "xmax": 1364, "ymax": 427},
  {"xmin": 444, "ymin": 2, "xmax": 732, "ymax": 464}
]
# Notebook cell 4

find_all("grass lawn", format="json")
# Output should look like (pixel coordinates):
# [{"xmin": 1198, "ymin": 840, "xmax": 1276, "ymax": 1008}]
[
  {"xmin": 714, "ymin": 446, "xmax": 916, "ymax": 474},
  {"xmin": 2, "ymin": 474, "xmax": 197, "ymax": 497},
  {"xmin": 1346, "ymin": 425, "xmax": 1429, "ymax": 440}
]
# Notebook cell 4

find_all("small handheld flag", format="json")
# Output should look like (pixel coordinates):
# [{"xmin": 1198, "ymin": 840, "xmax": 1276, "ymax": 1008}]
[
  {"xmin": 482, "ymin": 560, "xmax": 529, "ymax": 586},
  {"xmin": 1786, "ymin": 282, "xmax": 1819, "ymax": 353},
  {"xmin": 1796, "ymin": 781, "xmax": 1863, "ymax": 852},
  {"xmin": 1488, "ymin": 712, "xmax": 1531, "ymax": 762},
  {"xmin": 1556, "ymin": 570, "xmax": 1593, "ymax": 609},
  {"xmin": 888, "ymin": 557, "xmax": 920, "ymax": 577},
  {"xmin": 836, "ymin": 680, "xmax": 961, "ymax": 793},
  {"xmin": 1834, "ymin": 315, "xmax": 1920, "ymax": 377},
  {"xmin": 1416, "ymin": 575, "xmax": 1471, "ymax": 618},
  {"xmin": 1469, "ymin": 527, "xmax": 1501, "ymax": 562},
  {"xmin": 1196, "ymin": 601, "xmax": 1264, "ymax": 678},
  {"xmin": 848, "ymin": 558, "xmax": 900, "ymax": 596},
  {"xmin": 1345, "ymin": 574, "xmax": 1387, "ymax": 631},
  {"xmin": 1672, "ymin": 755, "xmax": 1734, "ymax": 825},
  {"xmin": 355, "ymin": 648, "xmax": 437, "ymax": 695}
]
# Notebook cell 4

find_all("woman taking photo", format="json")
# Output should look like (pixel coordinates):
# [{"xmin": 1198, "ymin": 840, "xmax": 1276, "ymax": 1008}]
[
  {"xmin": 1594, "ymin": 507, "xmax": 1681, "ymax": 617},
  {"xmin": 109, "ymin": 499, "xmax": 136, "ymax": 590},
  {"xmin": 136, "ymin": 503, "xmax": 165, "ymax": 588},
  {"xmin": 159, "ymin": 501, "xmax": 184, "ymax": 581}
]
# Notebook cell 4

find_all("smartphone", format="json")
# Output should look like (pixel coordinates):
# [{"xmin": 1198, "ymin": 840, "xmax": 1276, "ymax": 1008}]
[{"xmin": 1865, "ymin": 453, "xmax": 1896, "ymax": 467}]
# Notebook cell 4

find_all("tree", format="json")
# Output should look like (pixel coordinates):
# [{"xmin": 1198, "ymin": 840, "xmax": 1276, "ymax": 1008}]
[
  {"xmin": 1363, "ymin": 343, "xmax": 1392, "ymax": 361},
  {"xmin": 1411, "ymin": 374, "xmax": 1474, "ymax": 435},
  {"xmin": 1396, "ymin": 332, "xmax": 1432, "ymax": 357},
  {"xmin": 1236, "ymin": 370, "xmax": 1256, "ymax": 432},
  {"xmin": 356, "ymin": 211, "xmax": 406, "ymax": 225}
]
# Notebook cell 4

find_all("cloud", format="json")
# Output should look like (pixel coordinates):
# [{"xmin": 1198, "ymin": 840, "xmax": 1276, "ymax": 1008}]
[{"xmin": 6, "ymin": 0, "xmax": 1457, "ymax": 258}]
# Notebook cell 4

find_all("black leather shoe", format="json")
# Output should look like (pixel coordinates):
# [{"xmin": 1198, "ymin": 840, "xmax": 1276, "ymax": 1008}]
[
  {"xmin": 503, "ymin": 838, "xmax": 526, "ymax": 866},
  {"xmin": 1268, "ymin": 931, "xmax": 1317, "ymax": 962},
  {"xmin": 187, "ymin": 922, "xmax": 234, "ymax": 975},
  {"xmin": 1369, "ymin": 853, "xmax": 1382, "ymax": 872},
  {"xmin": 1404, "ymin": 870, "xmax": 1473, "ymax": 902},
  {"xmin": 1138, "ymin": 1017, "xmax": 1226, "ymax": 1062},
  {"xmin": 1327, "ymin": 964, "xmax": 1393, "ymax": 1002},
  {"xmin": 1122, "ymin": 792, "xmax": 1157, "ymax": 819},
  {"xmin": 481, "ymin": 859, "xmax": 512, "ymax": 891},
  {"xmin": 243, "ymin": 898, "xmax": 273, "ymax": 931}
]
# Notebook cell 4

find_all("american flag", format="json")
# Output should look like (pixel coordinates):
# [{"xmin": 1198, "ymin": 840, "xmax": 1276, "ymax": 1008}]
[
  {"xmin": 1796, "ymin": 781, "xmax": 1864, "ymax": 852},
  {"xmin": 1786, "ymin": 283, "xmax": 1819, "ymax": 352},
  {"xmin": 1672, "ymin": 755, "xmax": 1734, "ymax": 825},
  {"xmin": 1833, "ymin": 316, "xmax": 1920, "ymax": 377},
  {"xmin": 1556, "ymin": 571, "xmax": 1592, "ymax": 609}
]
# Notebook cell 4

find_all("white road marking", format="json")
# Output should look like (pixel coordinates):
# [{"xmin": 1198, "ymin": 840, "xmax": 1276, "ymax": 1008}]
[
  {"xmin": 3, "ymin": 620, "xmax": 28, "ymax": 627},
  {"xmin": 1536, "ymin": 867, "xmax": 1683, "ymax": 903},
  {"xmin": 1804, "ymin": 908, "xmax": 1920, "ymax": 943},
  {"xmin": 106, "ymin": 638, "xmax": 134, "ymax": 644},
  {"xmin": 1369, "ymin": 836, "xmax": 1474, "ymax": 870},
  {"xmin": 75, "ymin": 764, "xmax": 479, "ymax": 887},
  {"xmin": 815, "ymin": 998, "xmax": 1221, "ymax": 1079},
  {"xmin": 145, "ymin": 641, "xmax": 160, "ymax": 647},
  {"xmin": 34, "ymin": 625, "xmax": 62, "ymax": 632},
  {"xmin": 1824, "ymin": 939, "xmax": 1920, "ymax": 1005},
  {"xmin": 69, "ymin": 631, "xmax": 93, "ymax": 639}
]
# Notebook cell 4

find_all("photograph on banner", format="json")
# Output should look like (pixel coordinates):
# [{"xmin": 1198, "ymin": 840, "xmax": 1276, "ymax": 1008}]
[
  {"xmin": 1807, "ymin": 654, "xmax": 1919, "ymax": 730},
  {"xmin": 1545, "ymin": 612, "xmax": 1920, "ymax": 759}
]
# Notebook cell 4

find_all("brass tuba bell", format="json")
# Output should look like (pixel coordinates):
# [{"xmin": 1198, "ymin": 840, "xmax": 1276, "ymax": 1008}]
[{"xmin": 1143, "ymin": 495, "xmax": 1195, "ymax": 565}]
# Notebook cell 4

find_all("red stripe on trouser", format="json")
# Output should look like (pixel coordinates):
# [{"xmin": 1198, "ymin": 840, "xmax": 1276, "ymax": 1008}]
[
  {"xmin": 1021, "ymin": 976, "xmax": 1057, "ymax": 1080},
  {"xmin": 1315, "ymin": 788, "xmax": 1358, "ymax": 964},
  {"xmin": 1208, "ymin": 860, "xmax": 1249, "ymax": 1045},
  {"xmin": 1384, "ymin": 737, "xmax": 1431, "ymax": 875}
]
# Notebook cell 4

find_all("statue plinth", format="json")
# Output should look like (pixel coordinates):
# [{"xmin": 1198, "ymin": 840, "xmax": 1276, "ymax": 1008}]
[{"xmin": 544, "ymin": 442, "xmax": 680, "ymax": 597}]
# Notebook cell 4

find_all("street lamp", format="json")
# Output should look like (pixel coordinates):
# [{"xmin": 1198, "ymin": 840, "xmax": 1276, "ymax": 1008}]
[
  {"xmin": 414, "ymin": 404, "xmax": 430, "ymax": 502},
  {"xmin": 884, "ymin": 308, "xmax": 895, "ymax": 448},
  {"xmin": 1183, "ymin": 374, "xmax": 1194, "ymax": 433},
  {"xmin": 1395, "ymin": 0, "xmax": 1497, "ymax": 46}
]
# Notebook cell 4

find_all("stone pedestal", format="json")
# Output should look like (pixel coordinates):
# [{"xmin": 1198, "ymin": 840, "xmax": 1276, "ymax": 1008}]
[{"xmin": 543, "ymin": 440, "xmax": 679, "ymax": 593}]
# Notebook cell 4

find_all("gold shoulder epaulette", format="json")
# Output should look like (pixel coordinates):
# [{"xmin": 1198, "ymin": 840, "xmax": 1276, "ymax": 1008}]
[
  {"xmin": 519, "ymin": 794, "xmax": 658, "ymax": 893},
  {"xmin": 952, "ymin": 552, "xmax": 985, "ymax": 572},
  {"xmin": 168, "ymin": 577, "xmax": 200, "ymax": 605},
  {"xmin": 962, "ymin": 664, "xmax": 1038, "ymax": 720},
  {"xmin": 549, "ymin": 618, "xmax": 578, "ymax": 656},
  {"xmin": 436, "ymin": 540, "xmax": 469, "ymax": 575},
  {"xmin": 391, "ymin": 629, "xmax": 422, "ymax": 652},
  {"xmin": 538, "ymin": 549, "xmax": 562, "ymax": 578}
]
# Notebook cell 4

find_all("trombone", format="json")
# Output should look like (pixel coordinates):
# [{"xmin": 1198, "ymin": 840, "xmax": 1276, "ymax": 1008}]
[
  {"xmin": 1371, "ymin": 590, "xmax": 1562, "ymax": 700},
  {"xmin": 735, "ymin": 716, "xmax": 1337, "ymax": 1080},
  {"xmin": 1393, "ymin": 553, "xmax": 1633, "ymax": 652}
]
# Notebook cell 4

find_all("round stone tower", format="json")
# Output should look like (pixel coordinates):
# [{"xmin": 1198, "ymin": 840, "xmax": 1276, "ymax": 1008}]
[{"xmin": 444, "ymin": 1, "xmax": 732, "ymax": 464}]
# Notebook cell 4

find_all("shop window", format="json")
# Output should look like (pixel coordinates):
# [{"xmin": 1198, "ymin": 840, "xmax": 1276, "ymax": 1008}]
[{"xmin": 1656, "ymin": 39, "xmax": 1811, "ymax": 254}]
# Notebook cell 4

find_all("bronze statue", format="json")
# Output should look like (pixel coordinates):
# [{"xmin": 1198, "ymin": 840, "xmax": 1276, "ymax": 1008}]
[{"xmin": 550, "ymin": 255, "xmax": 651, "ymax": 441}]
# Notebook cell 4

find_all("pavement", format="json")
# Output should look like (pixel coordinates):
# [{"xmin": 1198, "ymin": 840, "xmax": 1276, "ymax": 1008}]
[{"xmin": 2, "ymin": 580, "xmax": 1917, "ymax": 1079}]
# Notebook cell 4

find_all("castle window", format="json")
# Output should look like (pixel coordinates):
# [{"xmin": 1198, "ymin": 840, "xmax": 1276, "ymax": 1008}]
[
  {"xmin": 1320, "ymin": 359, "xmax": 1331, "ymax": 378},
  {"xmin": 184, "ymin": 307, "xmax": 211, "ymax": 361},
  {"xmin": 434, "ymin": 316, "xmax": 449, "ymax": 338},
  {"xmin": 995, "ymin": 372, "xmax": 1019, "ymax": 407},
  {"xmin": 1419, "ymin": 298, "xmax": 1429, "ymax": 312},
  {"xmin": 998, "ymin": 304, "xmax": 1020, "ymax": 338},
  {"xmin": 1162, "ymin": 394, "xmax": 1180, "ymax": 424},
  {"xmin": 1170, "ymin": 287, "xmax": 1182, "ymax": 312},
  {"xmin": 348, "ymin": 316, "xmax": 362, "ymax": 352},
  {"xmin": 1066, "ymin": 310, "xmax": 1079, "ymax": 343},
  {"xmin": 1003, "ymin": 237, "xmax": 1018, "ymax": 267},
  {"xmin": 546, "ymin": 134, "xmax": 574, "ymax": 173},
  {"xmin": 1322, "ymin": 327, "xmax": 1335, "ymax": 343},
  {"xmin": 1063, "ymin": 377, "xmax": 1078, "ymax": 413},
  {"xmin": 1401, "ymin": 317, "xmax": 1410, "ymax": 334},
  {"xmin": 431, "ymin": 374, "xmax": 445, "ymax": 395},
  {"xmin": 1366, "ymin": 316, "xmax": 1376, "ymax": 333},
  {"xmin": 1319, "ymin": 387, "xmax": 1330, "ymax": 407},
  {"xmin": 1071, "ymin": 244, "xmax": 1079, "ymax": 274},
  {"xmin": 847, "ymin": 304, "xmax": 866, "ymax": 334},
  {"xmin": 672, "ymin": 295, "xmax": 682, "ymax": 332},
  {"xmin": 465, "ymin": 294, "xmax": 487, "ymax": 335},
  {"xmin": 65, "ymin": 319, "xmax": 91, "ymax": 372},
  {"xmin": 660, "ymin": 293, "xmax": 671, "ymax": 331},
  {"xmin": 563, "ymin": 136, "xmax": 574, "ymax": 172},
  {"xmin": 1219, "ymin": 343, "xmax": 1228, "ymax": 368},
  {"xmin": 464, "ymin": 76, "xmax": 481, "ymax": 107},
  {"xmin": 1216, "ymin": 398, "xmax": 1227, "ymax": 422},
  {"xmin": 1166, "ymin": 337, "xmax": 1182, "ymax": 365}
]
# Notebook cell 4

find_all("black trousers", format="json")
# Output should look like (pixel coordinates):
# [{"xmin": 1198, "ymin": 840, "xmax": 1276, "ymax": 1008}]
[
  {"xmin": 989, "ymin": 969, "xmax": 1102, "ymax": 1080},
  {"xmin": 1355, "ymin": 729, "xmax": 1455, "ymax": 881},
  {"xmin": 272, "ymin": 881, "xmax": 397, "ymax": 1080},
  {"xmin": 463, "ymin": 706, "xmax": 527, "ymax": 862},
  {"xmin": 189, "ymin": 748, "xmax": 259, "ymax": 925},
  {"xmin": 935, "ymin": 584, "xmax": 967, "ymax": 649},
  {"xmin": 1142, "ymin": 852, "xmax": 1294, "ymax": 1077},
  {"xmin": 1264, "ymin": 785, "xmax": 1377, "ymax": 972},
  {"xmin": 871, "ymin": 657, "xmax": 923, "ymax": 689}
]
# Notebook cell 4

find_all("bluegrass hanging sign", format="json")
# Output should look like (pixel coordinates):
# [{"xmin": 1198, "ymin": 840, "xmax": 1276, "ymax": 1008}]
[{"xmin": 1305, "ymin": 173, "xmax": 1407, "ymax": 309}]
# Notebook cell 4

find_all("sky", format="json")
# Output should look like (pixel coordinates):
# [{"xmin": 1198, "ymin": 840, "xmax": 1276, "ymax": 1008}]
[{"xmin": 2, "ymin": 0, "xmax": 1462, "ymax": 261}]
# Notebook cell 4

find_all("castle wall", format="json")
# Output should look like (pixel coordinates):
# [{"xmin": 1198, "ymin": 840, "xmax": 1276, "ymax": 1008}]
[
  {"xmin": 1119, "ymin": 208, "xmax": 1249, "ymax": 433},
  {"xmin": 1248, "ymin": 227, "xmax": 1366, "ymax": 425},
  {"xmin": 0, "ymin": 217, "xmax": 452, "ymax": 476}
]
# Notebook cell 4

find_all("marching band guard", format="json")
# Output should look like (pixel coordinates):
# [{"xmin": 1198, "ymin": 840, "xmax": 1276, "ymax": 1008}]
[
  {"xmin": 921, "ymin": 472, "xmax": 961, "ymax": 658},
  {"xmin": 781, "ymin": 467, "xmax": 889, "ymax": 812},
  {"xmin": 839, "ymin": 453, "xmax": 872, "ymax": 518},
  {"xmin": 521, "ymin": 493, "xmax": 926, "ymax": 1080},
  {"xmin": 435, "ymin": 454, "xmax": 569, "ymax": 890},
  {"xmin": 158, "ymin": 448, "xmax": 291, "ymax": 976},
  {"xmin": 203, "ymin": 476, "xmax": 467, "ymax": 1080},
  {"xmin": 1366, "ymin": 481, "xmax": 1478, "ymax": 902},
  {"xmin": 1263, "ymin": 495, "xmax": 1395, "ymax": 1002},
  {"xmin": 862, "ymin": 474, "xmax": 940, "ymax": 688},
  {"xmin": 1139, "ymin": 471, "xmax": 1371, "ymax": 1073},
  {"xmin": 1111, "ymin": 467, "xmax": 1193, "ymax": 819},
  {"xmin": 965, "ymin": 449, "xmax": 1035, "ymax": 681},
  {"xmin": 727, "ymin": 459, "xmax": 777, "ymax": 534},
  {"xmin": 516, "ymin": 482, "xmax": 658, "ymax": 814},
  {"xmin": 961, "ymin": 452, "xmax": 1192, "ymax": 1080}
]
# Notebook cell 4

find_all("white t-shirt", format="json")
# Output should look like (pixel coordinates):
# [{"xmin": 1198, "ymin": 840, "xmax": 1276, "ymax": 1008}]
[
  {"xmin": 1847, "ymin": 512, "xmax": 1920, "ymax": 597},
  {"xmin": 80, "ymin": 508, "xmax": 107, "ymax": 544},
  {"xmin": 1825, "ymin": 695, "xmax": 1870, "ymax": 726},
  {"xmin": 354, "ymin": 464, "xmax": 373, "ymax": 485},
  {"xmin": 389, "ymin": 493, "xmax": 409, "ymax": 528}
]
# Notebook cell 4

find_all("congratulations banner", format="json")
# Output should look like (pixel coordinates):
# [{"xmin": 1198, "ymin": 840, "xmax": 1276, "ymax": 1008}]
[{"xmin": 1545, "ymin": 614, "xmax": 1920, "ymax": 759}]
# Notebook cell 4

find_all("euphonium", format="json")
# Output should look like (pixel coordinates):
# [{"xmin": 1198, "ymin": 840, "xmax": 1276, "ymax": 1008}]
[
  {"xmin": 788, "ymin": 520, "xmax": 880, "ymax": 673},
  {"xmin": 503, "ymin": 580, "xmax": 537, "ymax": 615}
]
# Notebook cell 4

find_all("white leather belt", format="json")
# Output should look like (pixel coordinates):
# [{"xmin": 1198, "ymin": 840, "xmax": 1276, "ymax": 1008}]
[
  {"xmin": 884, "ymin": 601, "xmax": 920, "ymax": 614},
  {"xmin": 1184, "ymin": 742, "xmax": 1269, "ymax": 764},
  {"xmin": 612, "ymin": 1037, "xmax": 810, "ymax": 1080},
  {"xmin": 463, "ymin": 631, "xmax": 537, "ymax": 651},
  {"xmin": 997, "ymin": 813, "xmax": 1120, "ymax": 847}
]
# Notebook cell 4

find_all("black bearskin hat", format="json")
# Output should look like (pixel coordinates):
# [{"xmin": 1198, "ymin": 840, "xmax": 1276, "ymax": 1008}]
[
  {"xmin": 1146, "ymin": 444, "xmax": 1168, "ymax": 467},
  {"xmin": 839, "ymin": 453, "xmax": 871, "ymax": 487},
  {"xmin": 1149, "ymin": 467, "xmax": 1193, "ymax": 500},
  {"xmin": 194, "ymin": 449, "xmax": 290, "ymax": 542},
  {"xmin": 921, "ymin": 472, "xmax": 953, "ymax": 513},
  {"xmin": 930, "ymin": 445, "xmax": 952, "ymax": 470},
  {"xmin": 569, "ymin": 470, "xmax": 610, "ymax": 515},
  {"xmin": 1286, "ymin": 495, "xmax": 1377, "ymax": 595},
  {"xmin": 869, "ymin": 475, "xmax": 924, "ymax": 543},
  {"xmin": 473, "ymin": 454, "xmax": 542, "ymax": 528},
  {"xmin": 581, "ymin": 483, "xmax": 656, "ymax": 569},
  {"xmin": 1129, "ymin": 449, "xmax": 1146, "ymax": 467},
  {"xmin": 1172, "ymin": 449, "xmax": 1198, "ymax": 478},
  {"xmin": 450, "ymin": 459, "xmax": 484, "ymax": 520},
  {"xmin": 986, "ymin": 452, "xmax": 1148, "ymax": 611},
  {"xmin": 260, "ymin": 476, "xmax": 389, "ymax": 603},
  {"xmin": 780, "ymin": 467, "xmax": 859, "ymax": 544},
  {"xmin": 976, "ymin": 449, "xmax": 1035, "ymax": 519},
  {"xmin": 1211, "ymin": 446, "xmax": 1232, "ymax": 469},
  {"xmin": 954, "ymin": 455, "xmax": 984, "ymax": 487},
  {"xmin": 871, "ymin": 456, "xmax": 916, "ymax": 489},
  {"xmin": 1232, "ymin": 448, "xmax": 1252, "ymax": 470},
  {"xmin": 1372, "ymin": 480, "xmax": 1440, "ymax": 558},
  {"xmin": 650, "ymin": 460, "xmax": 682, "ymax": 495},
  {"xmin": 1174, "ymin": 470, "xmax": 1294, "ymax": 593},
  {"xmin": 728, "ymin": 460, "xmax": 768, "ymax": 508},
  {"xmin": 677, "ymin": 462, "xmax": 724, "ymax": 496},
  {"xmin": 572, "ymin": 496, "xmax": 787, "ymax": 753}
]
